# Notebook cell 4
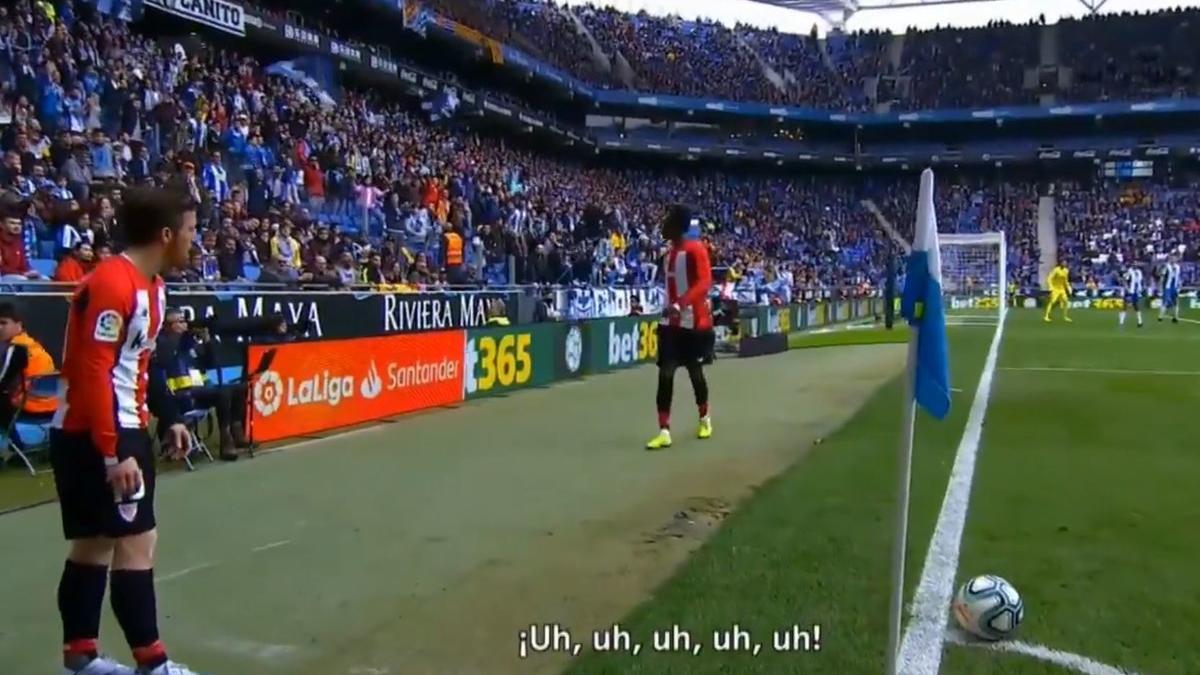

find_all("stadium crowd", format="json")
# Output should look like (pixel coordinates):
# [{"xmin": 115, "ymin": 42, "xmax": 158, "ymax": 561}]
[
  {"xmin": 361, "ymin": 1, "xmax": 1200, "ymax": 111},
  {"xmin": 0, "ymin": 0, "xmax": 1198, "ymax": 304}
]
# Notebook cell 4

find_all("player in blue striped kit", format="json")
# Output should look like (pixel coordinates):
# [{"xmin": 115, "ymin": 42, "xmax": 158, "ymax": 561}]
[
  {"xmin": 1119, "ymin": 261, "xmax": 1144, "ymax": 328},
  {"xmin": 1158, "ymin": 255, "xmax": 1182, "ymax": 324}
]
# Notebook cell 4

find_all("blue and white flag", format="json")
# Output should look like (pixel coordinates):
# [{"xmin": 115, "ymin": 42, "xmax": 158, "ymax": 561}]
[
  {"xmin": 265, "ymin": 57, "xmax": 338, "ymax": 110},
  {"xmin": 900, "ymin": 169, "xmax": 951, "ymax": 419}
]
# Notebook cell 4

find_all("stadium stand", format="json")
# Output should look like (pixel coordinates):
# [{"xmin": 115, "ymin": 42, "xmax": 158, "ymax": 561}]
[
  {"xmin": 1, "ymin": 0, "xmax": 1198, "ymax": 304},
  {"xmin": 1057, "ymin": 8, "xmax": 1200, "ymax": 103},
  {"xmin": 370, "ymin": 2, "xmax": 1200, "ymax": 111}
]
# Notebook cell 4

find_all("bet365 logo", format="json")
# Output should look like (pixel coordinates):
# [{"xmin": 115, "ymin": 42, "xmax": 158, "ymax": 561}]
[
  {"xmin": 464, "ymin": 333, "xmax": 532, "ymax": 394},
  {"xmin": 607, "ymin": 320, "xmax": 657, "ymax": 366}
]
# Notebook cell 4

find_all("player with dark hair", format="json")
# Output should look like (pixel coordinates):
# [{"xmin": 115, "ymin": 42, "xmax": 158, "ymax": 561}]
[
  {"xmin": 49, "ymin": 187, "xmax": 205, "ymax": 675},
  {"xmin": 646, "ymin": 205, "xmax": 715, "ymax": 450}
]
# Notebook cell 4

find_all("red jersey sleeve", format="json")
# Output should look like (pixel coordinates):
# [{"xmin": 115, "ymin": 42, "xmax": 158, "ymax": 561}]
[
  {"xmin": 69, "ymin": 269, "xmax": 133, "ymax": 460},
  {"xmin": 678, "ymin": 241, "xmax": 713, "ymax": 308}
]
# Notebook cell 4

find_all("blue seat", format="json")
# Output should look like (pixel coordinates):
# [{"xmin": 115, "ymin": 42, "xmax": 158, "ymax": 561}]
[
  {"xmin": 244, "ymin": 265, "xmax": 261, "ymax": 281},
  {"xmin": 31, "ymin": 258, "xmax": 57, "ymax": 278},
  {"xmin": 2, "ymin": 373, "xmax": 58, "ymax": 476}
]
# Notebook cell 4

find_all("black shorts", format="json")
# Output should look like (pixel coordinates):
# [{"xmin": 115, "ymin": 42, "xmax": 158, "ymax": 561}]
[
  {"xmin": 657, "ymin": 325, "xmax": 716, "ymax": 368},
  {"xmin": 50, "ymin": 429, "xmax": 157, "ymax": 540}
]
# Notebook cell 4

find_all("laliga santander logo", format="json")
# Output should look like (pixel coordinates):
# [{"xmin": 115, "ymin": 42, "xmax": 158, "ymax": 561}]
[
  {"xmin": 253, "ymin": 360, "xmax": 383, "ymax": 418},
  {"xmin": 253, "ymin": 370, "xmax": 284, "ymax": 418},
  {"xmin": 360, "ymin": 360, "xmax": 383, "ymax": 400}
]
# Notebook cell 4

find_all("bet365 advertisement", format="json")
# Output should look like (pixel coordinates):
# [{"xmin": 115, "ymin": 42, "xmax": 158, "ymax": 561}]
[
  {"xmin": 463, "ymin": 322, "xmax": 589, "ymax": 399},
  {"xmin": 246, "ymin": 330, "xmax": 466, "ymax": 443},
  {"xmin": 588, "ymin": 316, "xmax": 661, "ymax": 373}
]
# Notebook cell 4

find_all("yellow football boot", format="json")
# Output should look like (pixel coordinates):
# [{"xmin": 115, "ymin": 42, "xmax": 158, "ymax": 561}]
[{"xmin": 645, "ymin": 429, "xmax": 673, "ymax": 450}]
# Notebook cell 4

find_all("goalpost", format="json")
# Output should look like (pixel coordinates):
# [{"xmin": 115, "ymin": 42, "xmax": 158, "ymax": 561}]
[{"xmin": 939, "ymin": 232, "xmax": 1007, "ymax": 326}]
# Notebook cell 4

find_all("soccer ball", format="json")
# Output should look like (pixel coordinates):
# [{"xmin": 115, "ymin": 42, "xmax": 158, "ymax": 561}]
[{"xmin": 952, "ymin": 575, "xmax": 1024, "ymax": 640}]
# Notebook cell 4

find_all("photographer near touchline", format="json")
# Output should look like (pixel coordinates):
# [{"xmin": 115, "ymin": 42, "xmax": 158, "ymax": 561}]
[{"xmin": 153, "ymin": 308, "xmax": 248, "ymax": 461}]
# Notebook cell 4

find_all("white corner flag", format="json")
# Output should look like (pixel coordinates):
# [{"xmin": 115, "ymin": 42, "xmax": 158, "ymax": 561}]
[{"xmin": 885, "ymin": 168, "xmax": 952, "ymax": 675}]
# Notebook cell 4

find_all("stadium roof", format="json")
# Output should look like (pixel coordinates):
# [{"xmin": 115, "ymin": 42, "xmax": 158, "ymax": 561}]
[
  {"xmin": 751, "ymin": 0, "xmax": 1110, "ymax": 25},
  {"xmin": 751, "ymin": 0, "xmax": 1002, "ymax": 23}
]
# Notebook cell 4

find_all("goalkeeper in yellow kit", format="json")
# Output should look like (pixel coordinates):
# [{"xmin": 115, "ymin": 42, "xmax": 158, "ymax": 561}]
[{"xmin": 1044, "ymin": 261, "xmax": 1072, "ymax": 322}]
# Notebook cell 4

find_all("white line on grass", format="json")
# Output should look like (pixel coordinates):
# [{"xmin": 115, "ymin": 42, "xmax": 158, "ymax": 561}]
[
  {"xmin": 251, "ymin": 539, "xmax": 293, "ymax": 553},
  {"xmin": 1177, "ymin": 317, "xmax": 1200, "ymax": 325},
  {"xmin": 896, "ymin": 311, "xmax": 1007, "ymax": 675},
  {"xmin": 1001, "ymin": 366, "xmax": 1200, "ymax": 376},
  {"xmin": 201, "ymin": 636, "xmax": 302, "ymax": 663},
  {"xmin": 156, "ymin": 562, "xmax": 215, "ymax": 585},
  {"xmin": 944, "ymin": 630, "xmax": 1141, "ymax": 675}
]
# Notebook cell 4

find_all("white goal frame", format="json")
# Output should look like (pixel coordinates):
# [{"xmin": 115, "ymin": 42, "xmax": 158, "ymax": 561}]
[{"xmin": 940, "ymin": 231, "xmax": 1007, "ymax": 326}]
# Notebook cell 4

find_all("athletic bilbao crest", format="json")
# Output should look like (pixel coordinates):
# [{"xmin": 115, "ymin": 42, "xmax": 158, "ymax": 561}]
[{"xmin": 117, "ymin": 502, "xmax": 139, "ymax": 523}]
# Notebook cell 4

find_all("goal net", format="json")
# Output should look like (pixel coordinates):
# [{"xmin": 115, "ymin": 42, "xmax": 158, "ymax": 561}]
[{"xmin": 939, "ymin": 232, "xmax": 1007, "ymax": 326}]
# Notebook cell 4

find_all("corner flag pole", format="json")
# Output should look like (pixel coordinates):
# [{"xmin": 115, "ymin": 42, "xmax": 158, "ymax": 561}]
[
  {"xmin": 864, "ymin": 196, "xmax": 919, "ymax": 675},
  {"xmin": 885, "ymin": 333, "xmax": 919, "ymax": 675},
  {"xmin": 874, "ymin": 169, "xmax": 949, "ymax": 675}
]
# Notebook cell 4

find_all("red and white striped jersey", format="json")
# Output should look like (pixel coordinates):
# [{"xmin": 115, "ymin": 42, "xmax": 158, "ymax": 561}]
[
  {"xmin": 662, "ymin": 239, "xmax": 714, "ymax": 330},
  {"xmin": 52, "ymin": 255, "xmax": 166, "ymax": 459}
]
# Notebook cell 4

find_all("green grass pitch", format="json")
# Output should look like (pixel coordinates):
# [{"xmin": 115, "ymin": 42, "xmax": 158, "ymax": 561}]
[
  {"xmin": 2, "ymin": 308, "xmax": 1196, "ymax": 674},
  {"xmin": 567, "ymin": 309, "xmax": 1200, "ymax": 675}
]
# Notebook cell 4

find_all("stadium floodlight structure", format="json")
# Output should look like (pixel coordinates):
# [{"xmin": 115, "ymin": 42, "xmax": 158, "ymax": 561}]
[
  {"xmin": 749, "ymin": 0, "xmax": 1004, "ymax": 27},
  {"xmin": 752, "ymin": 0, "xmax": 1113, "ymax": 27},
  {"xmin": 939, "ymin": 231, "xmax": 1007, "ymax": 327}
]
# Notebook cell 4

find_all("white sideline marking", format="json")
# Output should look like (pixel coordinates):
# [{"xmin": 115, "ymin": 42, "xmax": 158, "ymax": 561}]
[
  {"xmin": 156, "ymin": 562, "xmax": 215, "ymax": 585},
  {"xmin": 202, "ymin": 636, "xmax": 302, "ymax": 662},
  {"xmin": 1177, "ymin": 317, "xmax": 1200, "ymax": 325},
  {"xmin": 251, "ymin": 539, "xmax": 293, "ymax": 553},
  {"xmin": 1001, "ymin": 366, "xmax": 1200, "ymax": 376},
  {"xmin": 945, "ymin": 630, "xmax": 1141, "ymax": 675},
  {"xmin": 896, "ymin": 311, "xmax": 1007, "ymax": 675}
]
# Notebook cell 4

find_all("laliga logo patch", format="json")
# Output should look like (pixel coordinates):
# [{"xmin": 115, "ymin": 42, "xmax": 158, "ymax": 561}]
[
  {"xmin": 93, "ymin": 310, "xmax": 123, "ymax": 343},
  {"xmin": 253, "ymin": 371, "xmax": 284, "ymax": 417}
]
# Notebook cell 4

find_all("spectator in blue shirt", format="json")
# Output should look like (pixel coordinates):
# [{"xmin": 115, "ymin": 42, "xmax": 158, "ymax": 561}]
[
  {"xmin": 37, "ymin": 67, "xmax": 64, "ymax": 132},
  {"xmin": 245, "ymin": 134, "xmax": 271, "ymax": 172},
  {"xmin": 63, "ymin": 86, "xmax": 85, "ymax": 133},
  {"xmin": 89, "ymin": 130, "xmax": 116, "ymax": 180},
  {"xmin": 223, "ymin": 112, "xmax": 250, "ymax": 165},
  {"xmin": 203, "ymin": 151, "xmax": 230, "ymax": 203}
]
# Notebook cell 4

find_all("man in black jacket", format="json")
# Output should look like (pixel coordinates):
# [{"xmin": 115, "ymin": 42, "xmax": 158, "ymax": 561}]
[
  {"xmin": 216, "ymin": 235, "xmax": 245, "ymax": 281},
  {"xmin": 154, "ymin": 309, "xmax": 247, "ymax": 460}
]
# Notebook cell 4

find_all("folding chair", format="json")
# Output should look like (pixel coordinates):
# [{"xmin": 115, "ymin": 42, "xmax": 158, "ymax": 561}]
[
  {"xmin": 3, "ymin": 374, "xmax": 58, "ymax": 476},
  {"xmin": 0, "ymin": 389, "xmax": 30, "ymax": 474},
  {"xmin": 177, "ymin": 408, "xmax": 217, "ymax": 471}
]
